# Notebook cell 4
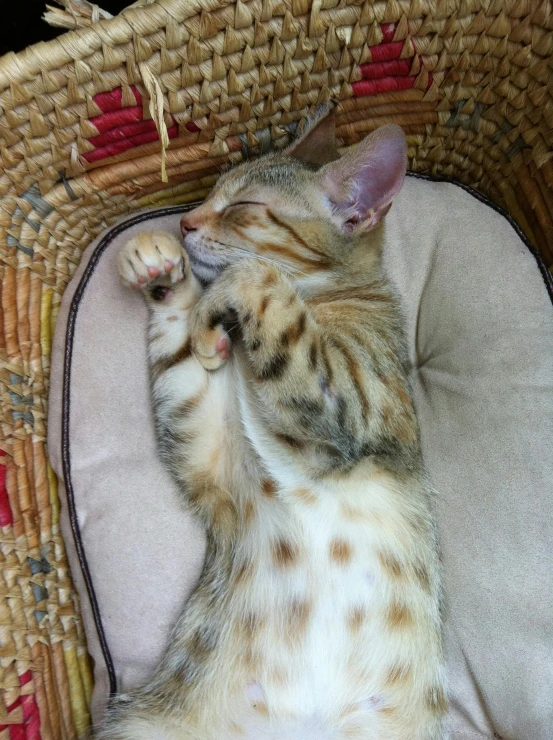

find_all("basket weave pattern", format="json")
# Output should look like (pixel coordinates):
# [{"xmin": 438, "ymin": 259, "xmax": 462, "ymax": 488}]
[{"xmin": 0, "ymin": 0, "xmax": 552, "ymax": 736}]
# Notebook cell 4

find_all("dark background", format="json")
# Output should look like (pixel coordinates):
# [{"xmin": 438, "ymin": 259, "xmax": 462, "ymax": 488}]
[{"xmin": 1, "ymin": 1, "xmax": 131, "ymax": 56}]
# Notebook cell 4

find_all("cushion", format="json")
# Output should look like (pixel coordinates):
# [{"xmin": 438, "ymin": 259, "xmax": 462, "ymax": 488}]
[{"xmin": 47, "ymin": 175, "xmax": 553, "ymax": 739}]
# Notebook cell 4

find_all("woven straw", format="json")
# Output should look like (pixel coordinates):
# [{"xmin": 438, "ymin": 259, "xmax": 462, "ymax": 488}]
[{"xmin": 0, "ymin": 0, "xmax": 552, "ymax": 736}]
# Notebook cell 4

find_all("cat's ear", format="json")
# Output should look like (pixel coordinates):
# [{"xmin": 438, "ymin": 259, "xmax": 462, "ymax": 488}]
[
  {"xmin": 285, "ymin": 107, "xmax": 340, "ymax": 167},
  {"xmin": 320, "ymin": 124, "xmax": 407, "ymax": 232}
]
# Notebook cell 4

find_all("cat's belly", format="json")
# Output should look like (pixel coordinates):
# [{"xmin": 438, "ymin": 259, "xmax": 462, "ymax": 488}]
[
  {"xmin": 221, "ymin": 709, "xmax": 376, "ymax": 740},
  {"xmin": 225, "ymin": 484, "xmax": 393, "ymax": 708},
  {"xmin": 173, "ymin": 477, "xmax": 441, "ymax": 740},
  {"xmin": 207, "ymin": 529, "xmax": 395, "ymax": 736},
  {"xmin": 220, "ymin": 680, "xmax": 387, "ymax": 740}
]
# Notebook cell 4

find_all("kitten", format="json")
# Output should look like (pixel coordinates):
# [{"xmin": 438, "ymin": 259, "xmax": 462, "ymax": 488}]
[{"xmin": 103, "ymin": 110, "xmax": 446, "ymax": 740}]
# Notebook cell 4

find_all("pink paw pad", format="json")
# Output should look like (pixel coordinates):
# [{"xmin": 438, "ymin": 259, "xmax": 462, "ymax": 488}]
[{"xmin": 215, "ymin": 335, "xmax": 230, "ymax": 360}]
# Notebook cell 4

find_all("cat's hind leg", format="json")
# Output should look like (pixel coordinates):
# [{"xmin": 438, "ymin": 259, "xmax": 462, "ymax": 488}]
[{"xmin": 97, "ymin": 710, "xmax": 205, "ymax": 740}]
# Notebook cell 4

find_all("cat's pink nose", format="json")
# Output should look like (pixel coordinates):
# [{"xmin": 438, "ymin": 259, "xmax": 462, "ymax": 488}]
[{"xmin": 180, "ymin": 216, "xmax": 196, "ymax": 237}]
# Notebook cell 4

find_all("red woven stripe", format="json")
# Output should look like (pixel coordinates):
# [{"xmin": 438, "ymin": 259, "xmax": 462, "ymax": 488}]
[
  {"xmin": 88, "ymin": 119, "xmax": 159, "ymax": 147},
  {"xmin": 381, "ymin": 23, "xmax": 396, "ymax": 42},
  {"xmin": 93, "ymin": 86, "xmax": 142, "ymax": 112},
  {"xmin": 21, "ymin": 696, "xmax": 40, "ymax": 740},
  {"xmin": 0, "ymin": 462, "xmax": 12, "ymax": 527},
  {"xmin": 18, "ymin": 672, "xmax": 32, "ymax": 687},
  {"xmin": 0, "ymin": 683, "xmax": 40, "ymax": 740},
  {"xmin": 369, "ymin": 41, "xmax": 404, "ymax": 62},
  {"xmin": 89, "ymin": 107, "xmax": 143, "ymax": 134},
  {"xmin": 0, "ymin": 699, "xmax": 23, "ymax": 738},
  {"xmin": 352, "ymin": 75, "xmax": 416, "ymax": 97},
  {"xmin": 83, "ymin": 124, "xmax": 179, "ymax": 163},
  {"xmin": 360, "ymin": 58, "xmax": 411, "ymax": 80}
]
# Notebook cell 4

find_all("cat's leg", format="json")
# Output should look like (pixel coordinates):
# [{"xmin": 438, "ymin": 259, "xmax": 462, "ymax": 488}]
[
  {"xmin": 189, "ymin": 259, "xmax": 417, "ymax": 474},
  {"xmin": 111, "ymin": 233, "xmax": 239, "ymax": 735},
  {"xmin": 97, "ymin": 713, "xmax": 184, "ymax": 740},
  {"xmin": 118, "ymin": 232, "xmax": 238, "ymax": 534}
]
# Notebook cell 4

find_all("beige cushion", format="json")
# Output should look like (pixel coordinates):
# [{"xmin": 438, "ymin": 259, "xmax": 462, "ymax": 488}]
[{"xmin": 48, "ymin": 175, "xmax": 553, "ymax": 739}]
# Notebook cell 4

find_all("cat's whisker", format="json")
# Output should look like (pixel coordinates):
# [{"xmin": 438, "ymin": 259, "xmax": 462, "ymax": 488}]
[
  {"xmin": 228, "ymin": 245, "xmax": 310, "ymax": 279},
  {"xmin": 225, "ymin": 322, "xmax": 241, "ymax": 336},
  {"xmin": 198, "ymin": 238, "xmax": 309, "ymax": 280}
]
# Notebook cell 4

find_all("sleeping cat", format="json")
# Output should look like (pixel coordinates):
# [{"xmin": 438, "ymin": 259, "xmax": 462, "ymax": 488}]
[{"xmin": 102, "ymin": 110, "xmax": 446, "ymax": 740}]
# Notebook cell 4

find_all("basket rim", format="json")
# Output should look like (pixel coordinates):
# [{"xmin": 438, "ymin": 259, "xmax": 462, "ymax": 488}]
[{"xmin": 0, "ymin": 0, "xmax": 210, "ymax": 89}]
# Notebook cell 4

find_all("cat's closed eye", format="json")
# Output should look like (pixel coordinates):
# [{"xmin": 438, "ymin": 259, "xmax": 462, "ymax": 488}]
[{"xmin": 225, "ymin": 201, "xmax": 266, "ymax": 209}]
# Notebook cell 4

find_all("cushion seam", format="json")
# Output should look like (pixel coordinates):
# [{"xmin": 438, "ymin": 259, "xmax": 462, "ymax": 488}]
[
  {"xmin": 406, "ymin": 171, "xmax": 553, "ymax": 303},
  {"xmin": 61, "ymin": 204, "xmax": 198, "ymax": 696}
]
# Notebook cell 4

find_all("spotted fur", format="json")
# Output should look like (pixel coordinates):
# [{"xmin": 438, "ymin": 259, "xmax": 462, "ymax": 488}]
[{"xmin": 100, "ymin": 111, "xmax": 446, "ymax": 740}]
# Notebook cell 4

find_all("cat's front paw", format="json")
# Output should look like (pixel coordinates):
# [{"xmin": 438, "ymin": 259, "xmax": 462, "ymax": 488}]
[
  {"xmin": 189, "ymin": 297, "xmax": 232, "ymax": 371},
  {"xmin": 118, "ymin": 231, "xmax": 188, "ymax": 289},
  {"xmin": 192, "ymin": 321, "xmax": 231, "ymax": 371}
]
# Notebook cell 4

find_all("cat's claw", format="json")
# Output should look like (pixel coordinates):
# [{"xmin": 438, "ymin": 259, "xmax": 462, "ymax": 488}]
[{"xmin": 118, "ymin": 232, "xmax": 188, "ymax": 289}]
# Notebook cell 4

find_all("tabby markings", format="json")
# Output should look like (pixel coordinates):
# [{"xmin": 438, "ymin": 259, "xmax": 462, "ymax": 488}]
[
  {"xmin": 385, "ymin": 662, "xmax": 412, "ymax": 686},
  {"xmin": 413, "ymin": 563, "xmax": 431, "ymax": 593},
  {"xmin": 239, "ymin": 612, "xmax": 264, "ymax": 638},
  {"xmin": 261, "ymin": 479, "xmax": 277, "ymax": 497},
  {"xmin": 378, "ymin": 550, "xmax": 404, "ymax": 578},
  {"xmin": 272, "ymin": 539, "xmax": 299, "ymax": 567},
  {"xmin": 233, "ymin": 561, "xmax": 252, "ymax": 586},
  {"xmin": 329, "ymin": 538, "xmax": 353, "ymax": 565},
  {"xmin": 176, "ymin": 391, "xmax": 204, "ymax": 417},
  {"xmin": 257, "ymin": 352, "xmax": 289, "ymax": 380},
  {"xmin": 293, "ymin": 488, "xmax": 317, "ymax": 505},
  {"xmin": 243, "ymin": 501, "xmax": 255, "ymax": 525},
  {"xmin": 308, "ymin": 341, "xmax": 318, "ymax": 371},
  {"xmin": 264, "ymin": 209, "xmax": 332, "ymax": 267},
  {"xmin": 347, "ymin": 605, "xmax": 367, "ymax": 633},
  {"xmin": 286, "ymin": 599, "xmax": 312, "ymax": 639},
  {"xmin": 330, "ymin": 336, "xmax": 370, "ymax": 417},
  {"xmin": 386, "ymin": 600, "xmax": 414, "ymax": 629},
  {"xmin": 280, "ymin": 311, "xmax": 307, "ymax": 347},
  {"xmin": 275, "ymin": 433, "xmax": 304, "ymax": 450},
  {"xmin": 258, "ymin": 295, "xmax": 271, "ymax": 316},
  {"xmin": 151, "ymin": 338, "xmax": 192, "ymax": 380}
]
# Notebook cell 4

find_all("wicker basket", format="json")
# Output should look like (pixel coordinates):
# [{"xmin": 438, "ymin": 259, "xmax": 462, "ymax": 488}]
[{"xmin": 0, "ymin": 0, "xmax": 551, "ymax": 736}]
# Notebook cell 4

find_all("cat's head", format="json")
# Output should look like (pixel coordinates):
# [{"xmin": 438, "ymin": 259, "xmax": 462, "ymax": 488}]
[{"xmin": 180, "ymin": 108, "xmax": 407, "ymax": 287}]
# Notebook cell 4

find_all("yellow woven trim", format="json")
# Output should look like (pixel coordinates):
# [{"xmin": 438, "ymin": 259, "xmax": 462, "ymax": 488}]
[
  {"xmin": 63, "ymin": 645, "xmax": 90, "ymax": 737},
  {"xmin": 77, "ymin": 650, "xmax": 94, "ymax": 706},
  {"xmin": 40, "ymin": 289, "xmax": 54, "ymax": 359},
  {"xmin": 47, "ymin": 461, "xmax": 60, "ymax": 528}
]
